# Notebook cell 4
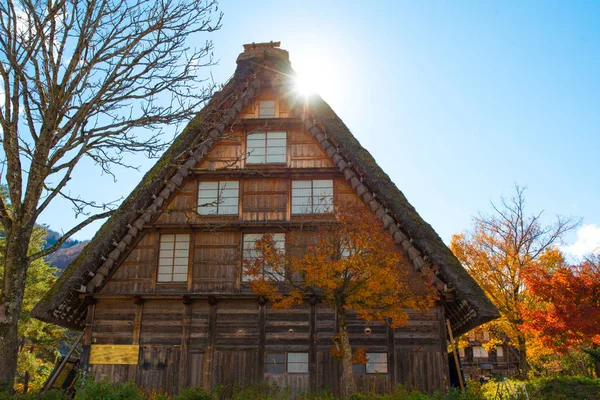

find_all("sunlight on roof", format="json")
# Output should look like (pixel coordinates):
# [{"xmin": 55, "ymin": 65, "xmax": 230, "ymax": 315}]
[{"xmin": 295, "ymin": 74, "xmax": 315, "ymax": 96}]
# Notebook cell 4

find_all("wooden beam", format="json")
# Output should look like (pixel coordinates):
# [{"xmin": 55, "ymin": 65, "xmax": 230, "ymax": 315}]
[
  {"xmin": 309, "ymin": 297, "xmax": 317, "ymax": 392},
  {"xmin": 79, "ymin": 296, "xmax": 96, "ymax": 373},
  {"xmin": 388, "ymin": 318, "xmax": 396, "ymax": 389},
  {"xmin": 437, "ymin": 305, "xmax": 450, "ymax": 392},
  {"xmin": 202, "ymin": 297, "xmax": 217, "ymax": 390},
  {"xmin": 179, "ymin": 300, "xmax": 192, "ymax": 390},
  {"xmin": 258, "ymin": 299, "xmax": 266, "ymax": 383},
  {"xmin": 132, "ymin": 297, "xmax": 144, "ymax": 345}
]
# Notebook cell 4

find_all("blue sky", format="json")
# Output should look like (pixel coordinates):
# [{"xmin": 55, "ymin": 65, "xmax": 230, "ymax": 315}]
[{"xmin": 41, "ymin": 1, "xmax": 600, "ymax": 258}]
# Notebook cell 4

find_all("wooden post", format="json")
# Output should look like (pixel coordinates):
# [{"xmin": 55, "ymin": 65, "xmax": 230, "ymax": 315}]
[
  {"xmin": 309, "ymin": 296, "xmax": 317, "ymax": 392},
  {"xmin": 437, "ymin": 306, "xmax": 450, "ymax": 392},
  {"xmin": 388, "ymin": 318, "xmax": 396, "ymax": 389},
  {"xmin": 79, "ymin": 296, "xmax": 96, "ymax": 373},
  {"xmin": 179, "ymin": 296, "xmax": 192, "ymax": 391},
  {"xmin": 132, "ymin": 296, "xmax": 144, "ymax": 345},
  {"xmin": 202, "ymin": 296, "xmax": 217, "ymax": 390},
  {"xmin": 446, "ymin": 319, "xmax": 464, "ymax": 392},
  {"xmin": 258, "ymin": 298, "xmax": 266, "ymax": 383}
]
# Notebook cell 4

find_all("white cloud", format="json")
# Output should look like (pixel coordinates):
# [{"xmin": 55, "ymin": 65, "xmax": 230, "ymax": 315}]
[{"xmin": 562, "ymin": 224, "xmax": 600, "ymax": 259}]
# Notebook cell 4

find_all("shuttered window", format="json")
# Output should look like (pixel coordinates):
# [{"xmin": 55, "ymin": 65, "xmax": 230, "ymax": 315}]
[
  {"xmin": 291, "ymin": 180, "xmax": 333, "ymax": 214},
  {"xmin": 242, "ymin": 233, "xmax": 285, "ymax": 282},
  {"xmin": 265, "ymin": 352, "xmax": 308, "ymax": 374},
  {"xmin": 197, "ymin": 181, "xmax": 239, "ymax": 215},
  {"xmin": 258, "ymin": 100, "xmax": 276, "ymax": 118},
  {"xmin": 157, "ymin": 234, "xmax": 189, "ymax": 282},
  {"xmin": 246, "ymin": 131, "xmax": 286, "ymax": 164}
]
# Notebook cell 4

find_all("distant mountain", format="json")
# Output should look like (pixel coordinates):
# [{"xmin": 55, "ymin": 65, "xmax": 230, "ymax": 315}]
[{"xmin": 44, "ymin": 229, "xmax": 90, "ymax": 271}]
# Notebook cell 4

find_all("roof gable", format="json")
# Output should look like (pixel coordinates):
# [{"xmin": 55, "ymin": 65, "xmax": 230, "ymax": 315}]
[{"xmin": 33, "ymin": 42, "xmax": 498, "ymax": 335}]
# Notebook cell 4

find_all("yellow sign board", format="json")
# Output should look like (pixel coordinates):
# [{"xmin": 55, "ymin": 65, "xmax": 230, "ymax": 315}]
[{"xmin": 89, "ymin": 345, "xmax": 140, "ymax": 365}]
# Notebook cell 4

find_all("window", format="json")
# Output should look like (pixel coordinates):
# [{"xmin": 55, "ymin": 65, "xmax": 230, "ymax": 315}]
[
  {"xmin": 265, "ymin": 352, "xmax": 308, "ymax": 374},
  {"xmin": 472, "ymin": 346, "xmax": 488, "ymax": 358},
  {"xmin": 353, "ymin": 353, "xmax": 388, "ymax": 375},
  {"xmin": 197, "ymin": 181, "xmax": 239, "ymax": 215},
  {"xmin": 496, "ymin": 347, "xmax": 504, "ymax": 358},
  {"xmin": 291, "ymin": 180, "xmax": 333, "ymax": 214},
  {"xmin": 246, "ymin": 131, "xmax": 286, "ymax": 164},
  {"xmin": 242, "ymin": 233, "xmax": 285, "ymax": 281},
  {"xmin": 258, "ymin": 100, "xmax": 276, "ymax": 118},
  {"xmin": 157, "ymin": 234, "xmax": 189, "ymax": 282},
  {"xmin": 365, "ymin": 353, "xmax": 388, "ymax": 374}
]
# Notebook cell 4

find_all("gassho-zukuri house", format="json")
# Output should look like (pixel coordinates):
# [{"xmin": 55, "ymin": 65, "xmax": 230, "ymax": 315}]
[{"xmin": 33, "ymin": 42, "xmax": 499, "ymax": 395}]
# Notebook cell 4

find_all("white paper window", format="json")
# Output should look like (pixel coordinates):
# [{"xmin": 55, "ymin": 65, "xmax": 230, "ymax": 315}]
[
  {"xmin": 242, "ymin": 233, "xmax": 285, "ymax": 281},
  {"xmin": 287, "ymin": 352, "xmax": 309, "ymax": 374},
  {"xmin": 459, "ymin": 348, "xmax": 465, "ymax": 358},
  {"xmin": 291, "ymin": 180, "xmax": 333, "ymax": 214},
  {"xmin": 473, "ymin": 346, "xmax": 488, "ymax": 358},
  {"xmin": 157, "ymin": 234, "xmax": 189, "ymax": 282},
  {"xmin": 366, "ymin": 353, "xmax": 388, "ymax": 374},
  {"xmin": 198, "ymin": 181, "xmax": 239, "ymax": 215},
  {"xmin": 496, "ymin": 347, "xmax": 504, "ymax": 357},
  {"xmin": 483, "ymin": 331, "xmax": 490, "ymax": 341},
  {"xmin": 246, "ymin": 131, "xmax": 286, "ymax": 164},
  {"xmin": 258, "ymin": 100, "xmax": 276, "ymax": 118}
]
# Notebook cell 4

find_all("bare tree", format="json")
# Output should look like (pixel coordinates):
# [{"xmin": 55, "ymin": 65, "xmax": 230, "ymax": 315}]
[{"xmin": 0, "ymin": 0, "xmax": 222, "ymax": 390}]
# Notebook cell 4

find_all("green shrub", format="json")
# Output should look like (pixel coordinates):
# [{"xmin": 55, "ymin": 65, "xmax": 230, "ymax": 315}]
[
  {"xmin": 74, "ymin": 378, "xmax": 144, "ymax": 400},
  {"xmin": 174, "ymin": 387, "xmax": 215, "ymax": 400},
  {"xmin": 526, "ymin": 375, "xmax": 600, "ymax": 400},
  {"xmin": 0, "ymin": 389, "xmax": 64, "ymax": 400}
]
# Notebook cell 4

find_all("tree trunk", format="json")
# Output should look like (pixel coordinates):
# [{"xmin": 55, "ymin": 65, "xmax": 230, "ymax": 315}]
[
  {"xmin": 22, "ymin": 371, "xmax": 29, "ymax": 395},
  {"xmin": 0, "ymin": 226, "xmax": 33, "ymax": 392},
  {"xmin": 516, "ymin": 335, "xmax": 530, "ymax": 379},
  {"xmin": 337, "ymin": 308, "xmax": 355, "ymax": 398}
]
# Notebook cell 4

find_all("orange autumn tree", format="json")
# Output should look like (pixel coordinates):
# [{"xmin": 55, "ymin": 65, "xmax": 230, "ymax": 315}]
[
  {"xmin": 521, "ymin": 252, "xmax": 600, "ymax": 376},
  {"xmin": 243, "ymin": 205, "xmax": 436, "ymax": 396},
  {"xmin": 450, "ymin": 186, "xmax": 578, "ymax": 378}
]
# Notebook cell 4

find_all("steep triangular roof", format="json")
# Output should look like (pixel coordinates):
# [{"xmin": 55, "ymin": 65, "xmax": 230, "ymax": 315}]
[{"xmin": 33, "ymin": 42, "xmax": 499, "ymax": 335}]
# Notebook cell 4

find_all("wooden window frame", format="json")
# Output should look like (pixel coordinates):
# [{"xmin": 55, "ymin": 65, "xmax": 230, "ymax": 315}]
[
  {"xmin": 197, "ymin": 180, "xmax": 239, "ymax": 216},
  {"xmin": 242, "ymin": 233, "xmax": 286, "ymax": 282},
  {"xmin": 156, "ymin": 233, "xmax": 190, "ymax": 283},
  {"xmin": 291, "ymin": 179, "xmax": 334, "ymax": 215},
  {"xmin": 245, "ymin": 131, "xmax": 287, "ymax": 165},
  {"xmin": 265, "ymin": 352, "xmax": 309, "ymax": 375}
]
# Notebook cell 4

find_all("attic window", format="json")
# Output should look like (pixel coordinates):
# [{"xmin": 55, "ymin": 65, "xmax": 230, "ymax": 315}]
[
  {"xmin": 246, "ymin": 131, "xmax": 286, "ymax": 164},
  {"xmin": 157, "ymin": 234, "xmax": 189, "ymax": 283},
  {"xmin": 258, "ymin": 100, "xmax": 276, "ymax": 118},
  {"xmin": 197, "ymin": 181, "xmax": 239, "ymax": 215},
  {"xmin": 291, "ymin": 180, "xmax": 333, "ymax": 214}
]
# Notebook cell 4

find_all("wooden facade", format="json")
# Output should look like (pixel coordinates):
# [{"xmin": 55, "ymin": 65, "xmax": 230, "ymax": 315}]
[
  {"xmin": 35, "ymin": 42, "xmax": 500, "ymax": 397},
  {"xmin": 83, "ymin": 94, "xmax": 451, "ymax": 395}
]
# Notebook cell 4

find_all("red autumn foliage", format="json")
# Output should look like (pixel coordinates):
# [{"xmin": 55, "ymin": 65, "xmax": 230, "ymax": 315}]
[{"xmin": 521, "ymin": 253, "xmax": 600, "ymax": 353}]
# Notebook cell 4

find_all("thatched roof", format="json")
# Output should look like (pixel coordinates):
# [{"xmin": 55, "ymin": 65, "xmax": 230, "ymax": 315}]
[{"xmin": 33, "ymin": 42, "xmax": 498, "ymax": 335}]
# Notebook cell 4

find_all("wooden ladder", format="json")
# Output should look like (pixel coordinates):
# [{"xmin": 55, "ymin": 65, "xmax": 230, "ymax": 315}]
[{"xmin": 41, "ymin": 333, "xmax": 84, "ymax": 392}]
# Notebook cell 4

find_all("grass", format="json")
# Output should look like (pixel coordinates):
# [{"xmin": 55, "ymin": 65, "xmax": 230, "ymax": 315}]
[{"xmin": 1, "ymin": 376, "xmax": 598, "ymax": 399}]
